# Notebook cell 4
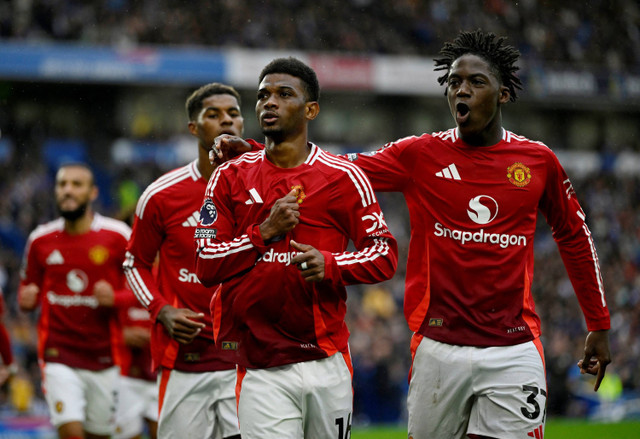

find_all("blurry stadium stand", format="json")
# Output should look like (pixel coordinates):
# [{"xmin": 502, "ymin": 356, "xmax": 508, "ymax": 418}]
[
  {"xmin": 41, "ymin": 139, "xmax": 88, "ymax": 170},
  {"xmin": 0, "ymin": 41, "xmax": 639, "ymax": 102}
]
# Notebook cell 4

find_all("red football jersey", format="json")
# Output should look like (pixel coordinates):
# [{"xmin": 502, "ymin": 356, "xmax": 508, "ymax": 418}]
[
  {"xmin": 19, "ymin": 214, "xmax": 130, "ymax": 370},
  {"xmin": 0, "ymin": 290, "xmax": 13, "ymax": 366},
  {"xmin": 124, "ymin": 160, "xmax": 234, "ymax": 372},
  {"xmin": 115, "ymin": 298, "xmax": 156, "ymax": 382},
  {"xmin": 195, "ymin": 144, "xmax": 398, "ymax": 369},
  {"xmin": 347, "ymin": 128, "xmax": 610, "ymax": 346}
]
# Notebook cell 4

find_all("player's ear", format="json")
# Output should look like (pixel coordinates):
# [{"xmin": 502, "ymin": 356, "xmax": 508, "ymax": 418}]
[
  {"xmin": 305, "ymin": 101, "xmax": 319, "ymax": 121},
  {"xmin": 498, "ymin": 85, "xmax": 510, "ymax": 105},
  {"xmin": 90, "ymin": 185, "xmax": 99, "ymax": 202},
  {"xmin": 187, "ymin": 120, "xmax": 198, "ymax": 137}
]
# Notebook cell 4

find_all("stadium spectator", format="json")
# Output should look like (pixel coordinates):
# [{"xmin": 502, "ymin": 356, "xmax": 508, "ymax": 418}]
[
  {"xmin": 194, "ymin": 57, "xmax": 398, "ymax": 437},
  {"xmin": 17, "ymin": 163, "xmax": 131, "ymax": 439},
  {"xmin": 122, "ymin": 83, "xmax": 244, "ymax": 439}
]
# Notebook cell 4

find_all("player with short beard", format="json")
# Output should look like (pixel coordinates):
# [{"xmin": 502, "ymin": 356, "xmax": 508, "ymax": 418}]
[{"xmin": 19, "ymin": 163, "xmax": 131, "ymax": 439}]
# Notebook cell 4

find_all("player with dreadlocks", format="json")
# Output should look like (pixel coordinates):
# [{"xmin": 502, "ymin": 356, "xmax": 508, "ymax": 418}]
[
  {"xmin": 210, "ymin": 28, "xmax": 612, "ymax": 439},
  {"xmin": 343, "ymin": 29, "xmax": 612, "ymax": 438}
]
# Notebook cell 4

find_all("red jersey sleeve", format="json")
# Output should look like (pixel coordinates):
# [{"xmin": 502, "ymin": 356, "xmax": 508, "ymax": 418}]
[
  {"xmin": 344, "ymin": 136, "xmax": 420, "ymax": 192},
  {"xmin": 322, "ymin": 164, "xmax": 398, "ymax": 286},
  {"xmin": 112, "ymin": 285, "xmax": 142, "ymax": 309},
  {"xmin": 539, "ymin": 151, "xmax": 610, "ymax": 331},
  {"xmin": 195, "ymin": 167, "xmax": 264, "ymax": 286},
  {"xmin": 19, "ymin": 233, "xmax": 42, "ymax": 292},
  {"xmin": 124, "ymin": 192, "xmax": 170, "ymax": 321},
  {"xmin": 0, "ymin": 292, "xmax": 12, "ymax": 366}
]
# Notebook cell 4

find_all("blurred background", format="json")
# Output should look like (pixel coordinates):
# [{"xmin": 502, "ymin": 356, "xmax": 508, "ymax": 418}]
[{"xmin": 0, "ymin": 0, "xmax": 639, "ymax": 435}]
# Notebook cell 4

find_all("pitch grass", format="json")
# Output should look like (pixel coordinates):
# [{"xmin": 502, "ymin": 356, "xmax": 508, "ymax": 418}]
[{"xmin": 351, "ymin": 419, "xmax": 640, "ymax": 438}]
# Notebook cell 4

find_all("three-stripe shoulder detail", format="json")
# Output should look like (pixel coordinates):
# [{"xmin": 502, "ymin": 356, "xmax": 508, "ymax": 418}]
[
  {"xmin": 92, "ymin": 214, "xmax": 131, "ymax": 240},
  {"xmin": 312, "ymin": 149, "xmax": 376, "ymax": 207},
  {"xmin": 136, "ymin": 164, "xmax": 193, "ymax": 219},
  {"xmin": 207, "ymin": 151, "xmax": 263, "ymax": 196},
  {"xmin": 29, "ymin": 218, "xmax": 65, "ymax": 241}
]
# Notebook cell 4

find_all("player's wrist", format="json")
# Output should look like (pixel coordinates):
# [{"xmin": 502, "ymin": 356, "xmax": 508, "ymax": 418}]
[{"xmin": 258, "ymin": 222, "xmax": 276, "ymax": 242}]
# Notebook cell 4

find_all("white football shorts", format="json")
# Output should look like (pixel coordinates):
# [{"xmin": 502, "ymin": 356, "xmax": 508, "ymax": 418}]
[
  {"xmin": 157, "ymin": 368, "xmax": 239, "ymax": 439},
  {"xmin": 407, "ymin": 335, "xmax": 547, "ymax": 439},
  {"xmin": 42, "ymin": 362, "xmax": 118, "ymax": 435},
  {"xmin": 114, "ymin": 375, "xmax": 158, "ymax": 439},
  {"xmin": 237, "ymin": 352, "xmax": 354, "ymax": 439}
]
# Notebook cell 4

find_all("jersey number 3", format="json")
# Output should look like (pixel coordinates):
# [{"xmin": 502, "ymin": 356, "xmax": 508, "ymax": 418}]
[{"xmin": 521, "ymin": 385, "xmax": 547, "ymax": 420}]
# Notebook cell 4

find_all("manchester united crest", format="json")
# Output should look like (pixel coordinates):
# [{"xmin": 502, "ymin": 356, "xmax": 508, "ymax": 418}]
[
  {"xmin": 89, "ymin": 245, "xmax": 109, "ymax": 265},
  {"xmin": 507, "ymin": 162, "xmax": 531, "ymax": 187},
  {"xmin": 291, "ymin": 185, "xmax": 306, "ymax": 204}
]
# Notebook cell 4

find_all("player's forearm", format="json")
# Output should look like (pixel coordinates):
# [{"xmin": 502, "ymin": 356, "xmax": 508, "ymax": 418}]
[
  {"xmin": 557, "ymin": 244, "xmax": 610, "ymax": 330},
  {"xmin": 112, "ymin": 287, "xmax": 142, "ymax": 309},
  {"xmin": 194, "ymin": 245, "xmax": 258, "ymax": 286},
  {"xmin": 195, "ymin": 223, "xmax": 275, "ymax": 286},
  {"xmin": 330, "ymin": 237, "xmax": 398, "ymax": 285},
  {"xmin": 123, "ymin": 261, "xmax": 169, "ymax": 318},
  {"xmin": 0, "ymin": 324, "xmax": 13, "ymax": 366}
]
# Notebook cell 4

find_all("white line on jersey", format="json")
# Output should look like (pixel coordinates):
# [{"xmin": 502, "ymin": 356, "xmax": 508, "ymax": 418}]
[
  {"xmin": 181, "ymin": 211, "xmax": 200, "ymax": 227},
  {"xmin": 435, "ymin": 163, "xmax": 461, "ymax": 180},
  {"xmin": 244, "ymin": 188, "xmax": 264, "ymax": 205}
]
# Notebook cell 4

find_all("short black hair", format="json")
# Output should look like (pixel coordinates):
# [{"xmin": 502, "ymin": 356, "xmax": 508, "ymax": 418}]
[
  {"xmin": 435, "ymin": 30, "xmax": 522, "ymax": 102},
  {"xmin": 185, "ymin": 83, "xmax": 241, "ymax": 121},
  {"xmin": 259, "ymin": 57, "xmax": 320, "ymax": 102}
]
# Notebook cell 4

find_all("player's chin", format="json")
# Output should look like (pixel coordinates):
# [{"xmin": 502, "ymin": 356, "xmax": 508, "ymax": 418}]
[
  {"xmin": 261, "ymin": 126, "xmax": 283, "ymax": 138},
  {"xmin": 456, "ymin": 122, "xmax": 477, "ymax": 136}
]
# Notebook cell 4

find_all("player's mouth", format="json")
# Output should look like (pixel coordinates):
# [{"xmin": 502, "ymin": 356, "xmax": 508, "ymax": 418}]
[
  {"xmin": 57, "ymin": 198, "xmax": 79, "ymax": 210},
  {"xmin": 456, "ymin": 102, "xmax": 470, "ymax": 125},
  {"xmin": 261, "ymin": 111, "xmax": 278, "ymax": 125},
  {"xmin": 59, "ymin": 196, "xmax": 77, "ymax": 204}
]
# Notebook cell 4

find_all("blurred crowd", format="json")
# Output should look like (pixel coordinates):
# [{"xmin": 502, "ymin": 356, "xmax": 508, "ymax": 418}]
[
  {"xmin": 1, "ymin": 0, "xmax": 639, "ymax": 73},
  {"xmin": 0, "ymin": 0, "xmax": 639, "ymax": 427}
]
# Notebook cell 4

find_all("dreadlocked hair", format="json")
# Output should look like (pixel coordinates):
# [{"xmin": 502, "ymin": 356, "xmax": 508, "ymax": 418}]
[{"xmin": 435, "ymin": 29, "xmax": 522, "ymax": 102}]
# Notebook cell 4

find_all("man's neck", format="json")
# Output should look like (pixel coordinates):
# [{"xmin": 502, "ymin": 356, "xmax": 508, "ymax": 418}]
[
  {"xmin": 459, "ymin": 118, "xmax": 504, "ymax": 147},
  {"xmin": 64, "ymin": 211, "xmax": 94, "ymax": 235},
  {"xmin": 265, "ymin": 138, "xmax": 310, "ymax": 168},
  {"xmin": 196, "ymin": 146, "xmax": 218, "ymax": 181}
]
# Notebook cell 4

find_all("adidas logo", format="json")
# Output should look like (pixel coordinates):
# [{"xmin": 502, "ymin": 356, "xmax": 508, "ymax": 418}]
[
  {"xmin": 244, "ymin": 188, "xmax": 264, "ymax": 205},
  {"xmin": 527, "ymin": 425, "xmax": 544, "ymax": 439},
  {"xmin": 435, "ymin": 163, "xmax": 461, "ymax": 180},
  {"xmin": 182, "ymin": 211, "xmax": 200, "ymax": 227},
  {"xmin": 46, "ymin": 249, "xmax": 64, "ymax": 265}
]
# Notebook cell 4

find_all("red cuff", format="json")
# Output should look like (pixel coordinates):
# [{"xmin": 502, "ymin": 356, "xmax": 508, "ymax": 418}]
[
  {"xmin": 249, "ymin": 224, "xmax": 269, "ymax": 253},
  {"xmin": 320, "ymin": 251, "xmax": 342, "ymax": 285}
]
